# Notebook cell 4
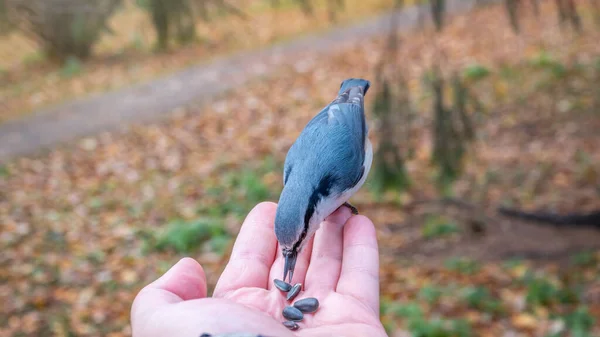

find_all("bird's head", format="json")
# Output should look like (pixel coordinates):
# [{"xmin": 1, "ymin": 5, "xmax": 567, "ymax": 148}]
[
  {"xmin": 274, "ymin": 179, "xmax": 318, "ymax": 283},
  {"xmin": 275, "ymin": 169, "xmax": 338, "ymax": 282}
]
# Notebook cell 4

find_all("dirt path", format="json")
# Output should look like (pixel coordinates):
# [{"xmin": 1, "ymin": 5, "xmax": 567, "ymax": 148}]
[{"xmin": 0, "ymin": 0, "xmax": 480, "ymax": 162}]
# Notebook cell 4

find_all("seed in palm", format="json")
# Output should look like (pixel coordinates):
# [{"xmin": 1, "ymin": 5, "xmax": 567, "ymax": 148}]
[
  {"xmin": 293, "ymin": 297, "xmax": 319, "ymax": 313},
  {"xmin": 282, "ymin": 321, "xmax": 299, "ymax": 330},
  {"xmin": 274, "ymin": 279, "xmax": 292, "ymax": 292},
  {"xmin": 286, "ymin": 283, "xmax": 302, "ymax": 301},
  {"xmin": 282, "ymin": 306, "xmax": 304, "ymax": 321}
]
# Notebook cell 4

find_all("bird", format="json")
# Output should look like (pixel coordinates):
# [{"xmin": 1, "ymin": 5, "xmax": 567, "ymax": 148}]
[{"xmin": 274, "ymin": 78, "xmax": 373, "ymax": 283}]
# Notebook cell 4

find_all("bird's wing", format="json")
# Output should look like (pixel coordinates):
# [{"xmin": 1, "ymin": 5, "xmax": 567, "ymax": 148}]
[{"xmin": 283, "ymin": 101, "xmax": 367, "ymax": 194}]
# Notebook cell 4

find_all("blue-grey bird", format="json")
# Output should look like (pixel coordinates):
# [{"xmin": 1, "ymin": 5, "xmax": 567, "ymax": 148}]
[{"xmin": 274, "ymin": 78, "xmax": 373, "ymax": 283}]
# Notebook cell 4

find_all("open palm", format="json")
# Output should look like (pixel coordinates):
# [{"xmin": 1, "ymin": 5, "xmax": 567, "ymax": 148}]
[{"xmin": 131, "ymin": 202, "xmax": 386, "ymax": 337}]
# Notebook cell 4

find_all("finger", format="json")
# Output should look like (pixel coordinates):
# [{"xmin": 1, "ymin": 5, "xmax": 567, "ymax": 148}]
[
  {"xmin": 147, "ymin": 257, "xmax": 207, "ymax": 300},
  {"xmin": 131, "ymin": 257, "xmax": 207, "ymax": 329},
  {"xmin": 213, "ymin": 202, "xmax": 279, "ymax": 296},
  {"xmin": 304, "ymin": 206, "xmax": 352, "ymax": 295},
  {"xmin": 336, "ymin": 215, "xmax": 380, "ymax": 315},
  {"xmin": 268, "ymin": 236, "xmax": 314, "ymax": 289}
]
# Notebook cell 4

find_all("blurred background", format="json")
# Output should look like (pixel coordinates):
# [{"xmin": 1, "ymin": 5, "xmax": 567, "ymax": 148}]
[{"xmin": 1, "ymin": 0, "xmax": 600, "ymax": 336}]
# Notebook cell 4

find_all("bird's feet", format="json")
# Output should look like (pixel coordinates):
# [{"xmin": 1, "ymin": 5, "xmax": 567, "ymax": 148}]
[{"xmin": 342, "ymin": 202, "xmax": 359, "ymax": 215}]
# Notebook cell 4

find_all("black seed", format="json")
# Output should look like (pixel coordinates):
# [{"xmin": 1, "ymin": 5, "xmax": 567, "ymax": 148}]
[
  {"xmin": 274, "ymin": 279, "xmax": 292, "ymax": 292},
  {"xmin": 283, "ymin": 321, "xmax": 299, "ymax": 330},
  {"xmin": 282, "ymin": 306, "xmax": 304, "ymax": 321},
  {"xmin": 286, "ymin": 283, "xmax": 302, "ymax": 301},
  {"xmin": 293, "ymin": 297, "xmax": 319, "ymax": 313}
]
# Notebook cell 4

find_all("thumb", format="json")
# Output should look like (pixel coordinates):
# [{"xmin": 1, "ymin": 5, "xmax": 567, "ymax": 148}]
[
  {"xmin": 147, "ymin": 257, "xmax": 207, "ymax": 300},
  {"xmin": 131, "ymin": 257, "xmax": 207, "ymax": 328}
]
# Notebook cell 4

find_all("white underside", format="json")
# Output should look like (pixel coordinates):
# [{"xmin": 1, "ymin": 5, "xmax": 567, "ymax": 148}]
[{"xmin": 299, "ymin": 137, "xmax": 373, "ymax": 250}]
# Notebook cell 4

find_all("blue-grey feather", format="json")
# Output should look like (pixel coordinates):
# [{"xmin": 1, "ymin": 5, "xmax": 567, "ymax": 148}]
[{"xmin": 289, "ymin": 102, "xmax": 365, "ymax": 194}]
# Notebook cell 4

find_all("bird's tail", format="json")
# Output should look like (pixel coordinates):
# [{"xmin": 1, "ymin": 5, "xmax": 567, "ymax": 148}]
[{"xmin": 338, "ymin": 78, "xmax": 371, "ymax": 96}]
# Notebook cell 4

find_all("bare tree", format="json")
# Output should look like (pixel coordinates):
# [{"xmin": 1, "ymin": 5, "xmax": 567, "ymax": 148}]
[
  {"xmin": 6, "ymin": 0, "xmax": 122, "ymax": 61},
  {"xmin": 142, "ymin": 0, "xmax": 246, "ymax": 50}
]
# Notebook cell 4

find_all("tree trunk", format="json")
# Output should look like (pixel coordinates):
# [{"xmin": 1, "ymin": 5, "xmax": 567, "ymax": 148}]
[
  {"xmin": 150, "ymin": 0, "xmax": 170, "ymax": 50},
  {"xmin": 565, "ymin": 0, "xmax": 581, "ymax": 31},
  {"xmin": 531, "ymin": 0, "xmax": 540, "ymax": 17},
  {"xmin": 298, "ymin": 0, "xmax": 313, "ymax": 16},
  {"xmin": 430, "ymin": 0, "xmax": 445, "ymax": 32},
  {"xmin": 505, "ymin": 0, "xmax": 520, "ymax": 33},
  {"xmin": 592, "ymin": 0, "xmax": 600, "ymax": 25},
  {"xmin": 555, "ymin": 0, "xmax": 568, "ymax": 26}
]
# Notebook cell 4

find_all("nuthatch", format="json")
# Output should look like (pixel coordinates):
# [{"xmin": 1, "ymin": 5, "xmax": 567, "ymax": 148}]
[{"xmin": 274, "ymin": 78, "xmax": 373, "ymax": 283}]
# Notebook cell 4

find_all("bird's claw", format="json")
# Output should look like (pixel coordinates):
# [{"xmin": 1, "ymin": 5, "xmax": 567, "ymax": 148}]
[{"xmin": 343, "ymin": 202, "xmax": 359, "ymax": 215}]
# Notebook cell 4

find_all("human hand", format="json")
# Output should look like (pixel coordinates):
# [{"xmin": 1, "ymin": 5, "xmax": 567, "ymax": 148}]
[{"xmin": 131, "ymin": 202, "xmax": 386, "ymax": 337}]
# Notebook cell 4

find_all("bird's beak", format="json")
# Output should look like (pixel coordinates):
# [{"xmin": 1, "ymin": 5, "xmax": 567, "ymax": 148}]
[{"xmin": 283, "ymin": 248, "xmax": 298, "ymax": 283}]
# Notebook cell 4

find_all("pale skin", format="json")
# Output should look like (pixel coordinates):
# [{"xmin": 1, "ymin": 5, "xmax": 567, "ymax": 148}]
[{"xmin": 131, "ymin": 202, "xmax": 387, "ymax": 337}]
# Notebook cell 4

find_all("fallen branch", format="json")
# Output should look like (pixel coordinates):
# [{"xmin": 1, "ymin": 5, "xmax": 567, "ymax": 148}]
[{"xmin": 498, "ymin": 206, "xmax": 600, "ymax": 227}]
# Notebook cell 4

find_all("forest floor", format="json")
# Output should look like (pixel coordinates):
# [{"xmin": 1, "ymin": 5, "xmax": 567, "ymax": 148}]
[{"xmin": 2, "ymin": 1, "xmax": 600, "ymax": 337}]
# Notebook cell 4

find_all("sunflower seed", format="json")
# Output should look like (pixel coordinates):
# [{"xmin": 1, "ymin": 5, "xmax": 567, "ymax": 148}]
[
  {"xmin": 286, "ymin": 283, "xmax": 302, "ymax": 301},
  {"xmin": 282, "ymin": 306, "xmax": 304, "ymax": 321},
  {"xmin": 282, "ymin": 321, "xmax": 299, "ymax": 330},
  {"xmin": 293, "ymin": 297, "xmax": 319, "ymax": 313},
  {"xmin": 274, "ymin": 279, "xmax": 292, "ymax": 292}
]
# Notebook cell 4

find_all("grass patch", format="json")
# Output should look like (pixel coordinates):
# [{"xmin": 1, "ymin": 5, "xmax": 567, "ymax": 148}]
[
  {"xmin": 386, "ymin": 301, "xmax": 424, "ymax": 319},
  {"xmin": 522, "ymin": 273, "xmax": 578, "ymax": 308},
  {"xmin": 235, "ymin": 169, "xmax": 272, "ymax": 202},
  {"xmin": 408, "ymin": 317, "xmax": 472, "ymax": 337},
  {"xmin": 444, "ymin": 257, "xmax": 480, "ymax": 275},
  {"xmin": 502, "ymin": 258, "xmax": 525, "ymax": 270},
  {"xmin": 459, "ymin": 286, "xmax": 505, "ymax": 315},
  {"xmin": 203, "ymin": 157, "xmax": 280, "ymax": 218},
  {"xmin": 499, "ymin": 63, "xmax": 519, "ymax": 80},
  {"xmin": 382, "ymin": 299, "xmax": 473, "ymax": 337},
  {"xmin": 0, "ymin": 165, "xmax": 9, "ymax": 177},
  {"xmin": 22, "ymin": 51, "xmax": 46, "ymax": 66},
  {"xmin": 418, "ymin": 285, "xmax": 444, "ymax": 305},
  {"xmin": 129, "ymin": 31, "xmax": 146, "ymax": 51},
  {"xmin": 60, "ymin": 57, "xmax": 84, "ymax": 78},
  {"xmin": 207, "ymin": 233, "xmax": 233, "ymax": 255},
  {"xmin": 523, "ymin": 275, "xmax": 559, "ymax": 307},
  {"xmin": 422, "ymin": 215, "xmax": 460, "ymax": 239},
  {"xmin": 143, "ymin": 157, "xmax": 281, "ymax": 255},
  {"xmin": 87, "ymin": 250, "xmax": 107, "ymax": 265},
  {"xmin": 570, "ymin": 251, "xmax": 597, "ymax": 267},
  {"xmin": 144, "ymin": 217, "xmax": 229, "ymax": 254},
  {"xmin": 462, "ymin": 63, "xmax": 491, "ymax": 82},
  {"xmin": 528, "ymin": 51, "xmax": 567, "ymax": 78},
  {"xmin": 563, "ymin": 306, "xmax": 595, "ymax": 337}
]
